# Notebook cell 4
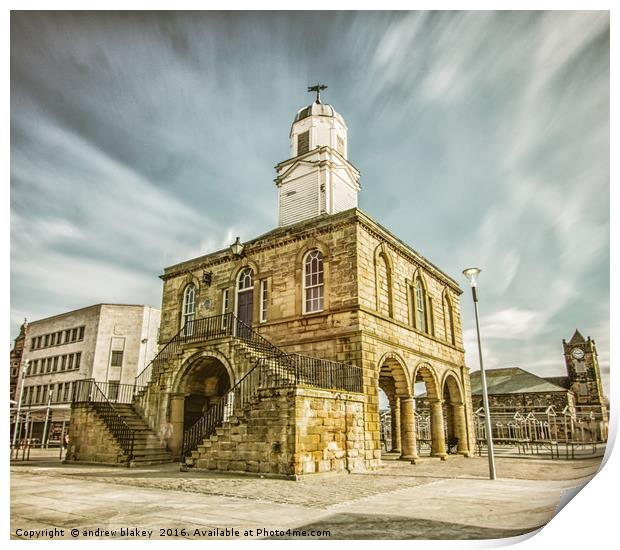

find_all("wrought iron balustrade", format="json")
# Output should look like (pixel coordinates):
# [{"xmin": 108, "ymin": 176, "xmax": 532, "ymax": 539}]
[{"xmin": 134, "ymin": 313, "xmax": 363, "ymax": 393}]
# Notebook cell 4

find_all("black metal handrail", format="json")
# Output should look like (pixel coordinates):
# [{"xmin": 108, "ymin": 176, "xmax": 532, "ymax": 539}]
[
  {"xmin": 72, "ymin": 379, "xmax": 136, "ymax": 463},
  {"xmin": 134, "ymin": 313, "xmax": 285, "ymax": 392}
]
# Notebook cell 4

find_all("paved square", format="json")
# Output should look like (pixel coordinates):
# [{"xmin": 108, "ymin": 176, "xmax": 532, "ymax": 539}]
[{"xmin": 10, "ymin": 452, "xmax": 602, "ymax": 540}]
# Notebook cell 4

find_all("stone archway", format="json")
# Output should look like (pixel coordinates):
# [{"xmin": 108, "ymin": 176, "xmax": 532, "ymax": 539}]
[
  {"xmin": 167, "ymin": 353, "xmax": 233, "ymax": 459},
  {"xmin": 412, "ymin": 362, "xmax": 447, "ymax": 459},
  {"xmin": 442, "ymin": 372, "xmax": 469, "ymax": 455},
  {"xmin": 377, "ymin": 352, "xmax": 417, "ymax": 461}
]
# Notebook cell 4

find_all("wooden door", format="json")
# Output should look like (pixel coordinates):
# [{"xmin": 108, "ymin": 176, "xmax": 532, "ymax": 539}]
[{"xmin": 237, "ymin": 289, "xmax": 253, "ymax": 329}]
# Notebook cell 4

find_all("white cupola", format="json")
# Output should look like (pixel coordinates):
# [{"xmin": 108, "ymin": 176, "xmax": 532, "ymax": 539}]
[{"xmin": 275, "ymin": 85, "xmax": 360, "ymax": 227}]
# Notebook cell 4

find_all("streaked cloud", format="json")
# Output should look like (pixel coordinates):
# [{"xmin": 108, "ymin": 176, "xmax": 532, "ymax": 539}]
[{"xmin": 10, "ymin": 11, "xmax": 609, "ymax": 393}]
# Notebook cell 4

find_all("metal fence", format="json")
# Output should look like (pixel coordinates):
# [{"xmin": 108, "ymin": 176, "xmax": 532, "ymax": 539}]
[{"xmin": 474, "ymin": 406, "xmax": 608, "ymax": 459}]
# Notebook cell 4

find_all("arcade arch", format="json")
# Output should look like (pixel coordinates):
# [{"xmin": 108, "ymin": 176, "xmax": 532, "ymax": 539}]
[
  {"xmin": 442, "ymin": 372, "xmax": 469, "ymax": 455},
  {"xmin": 167, "ymin": 354, "xmax": 233, "ymax": 458}
]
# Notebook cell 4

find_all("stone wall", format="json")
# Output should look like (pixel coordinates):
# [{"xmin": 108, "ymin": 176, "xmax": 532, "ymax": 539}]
[
  {"xmin": 66, "ymin": 404, "xmax": 124, "ymax": 464},
  {"xmin": 294, "ymin": 388, "xmax": 366, "ymax": 475},
  {"xmin": 192, "ymin": 387, "xmax": 296, "ymax": 476},
  {"xmin": 189, "ymin": 386, "xmax": 366, "ymax": 478}
]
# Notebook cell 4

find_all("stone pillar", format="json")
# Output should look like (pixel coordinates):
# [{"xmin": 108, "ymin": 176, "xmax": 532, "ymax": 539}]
[
  {"xmin": 169, "ymin": 393, "xmax": 186, "ymax": 460},
  {"xmin": 391, "ymin": 398, "xmax": 401, "ymax": 452},
  {"xmin": 453, "ymin": 403, "xmax": 470, "ymax": 456},
  {"xmin": 399, "ymin": 396, "xmax": 418, "ymax": 462},
  {"xmin": 430, "ymin": 399, "xmax": 448, "ymax": 459}
]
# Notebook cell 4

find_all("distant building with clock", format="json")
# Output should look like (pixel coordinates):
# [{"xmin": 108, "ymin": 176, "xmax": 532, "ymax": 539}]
[{"xmin": 468, "ymin": 330, "xmax": 608, "ymax": 420}]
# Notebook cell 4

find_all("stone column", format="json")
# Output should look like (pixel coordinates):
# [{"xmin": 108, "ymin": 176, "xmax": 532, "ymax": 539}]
[
  {"xmin": 453, "ymin": 403, "xmax": 470, "ymax": 456},
  {"xmin": 168, "ymin": 393, "xmax": 186, "ymax": 460},
  {"xmin": 430, "ymin": 399, "xmax": 448, "ymax": 459},
  {"xmin": 391, "ymin": 398, "xmax": 401, "ymax": 452},
  {"xmin": 399, "ymin": 396, "xmax": 418, "ymax": 462}
]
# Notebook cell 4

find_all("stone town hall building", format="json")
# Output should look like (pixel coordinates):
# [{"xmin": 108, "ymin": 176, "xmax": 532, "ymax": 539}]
[{"xmin": 68, "ymin": 89, "xmax": 476, "ymax": 476}]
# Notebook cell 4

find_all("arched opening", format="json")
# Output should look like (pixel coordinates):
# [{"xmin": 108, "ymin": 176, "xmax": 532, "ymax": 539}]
[
  {"xmin": 377, "ymin": 354, "xmax": 411, "ymax": 458},
  {"xmin": 412, "ymin": 363, "xmax": 447, "ymax": 458},
  {"xmin": 179, "ymin": 356, "xmax": 232, "ymax": 431},
  {"xmin": 378, "ymin": 386, "xmax": 392, "ymax": 451},
  {"xmin": 442, "ymin": 373, "xmax": 469, "ymax": 455}
]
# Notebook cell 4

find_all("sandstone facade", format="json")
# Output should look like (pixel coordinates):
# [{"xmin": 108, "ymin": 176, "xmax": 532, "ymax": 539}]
[{"xmin": 137, "ymin": 207, "xmax": 475, "ymax": 475}]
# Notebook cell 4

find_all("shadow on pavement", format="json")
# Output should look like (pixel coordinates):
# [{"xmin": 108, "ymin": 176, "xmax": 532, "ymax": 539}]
[{"xmin": 266, "ymin": 512, "xmax": 543, "ymax": 540}]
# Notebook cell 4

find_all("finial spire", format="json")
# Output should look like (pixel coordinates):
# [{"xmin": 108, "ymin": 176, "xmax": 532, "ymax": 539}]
[{"xmin": 307, "ymin": 83, "xmax": 328, "ymax": 104}]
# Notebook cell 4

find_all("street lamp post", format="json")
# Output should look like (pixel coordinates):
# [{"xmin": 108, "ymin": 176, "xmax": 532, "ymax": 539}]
[
  {"xmin": 463, "ymin": 267, "xmax": 497, "ymax": 480},
  {"xmin": 42, "ymin": 389, "xmax": 54, "ymax": 449},
  {"xmin": 11, "ymin": 360, "xmax": 30, "ymax": 459}
]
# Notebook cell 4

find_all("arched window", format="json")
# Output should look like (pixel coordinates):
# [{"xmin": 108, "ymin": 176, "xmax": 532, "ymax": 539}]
[
  {"xmin": 237, "ymin": 267, "xmax": 253, "ymax": 292},
  {"xmin": 443, "ymin": 293, "xmax": 455, "ymax": 345},
  {"xmin": 182, "ymin": 284, "xmax": 196, "ymax": 336},
  {"xmin": 414, "ymin": 278, "xmax": 427, "ymax": 333},
  {"xmin": 376, "ymin": 253, "xmax": 392, "ymax": 317},
  {"xmin": 303, "ymin": 250, "xmax": 324, "ymax": 313}
]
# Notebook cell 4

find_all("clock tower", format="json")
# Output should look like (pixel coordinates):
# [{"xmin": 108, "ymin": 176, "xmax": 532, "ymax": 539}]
[
  {"xmin": 562, "ymin": 329, "xmax": 607, "ymax": 418},
  {"xmin": 275, "ymin": 84, "xmax": 361, "ymax": 227}
]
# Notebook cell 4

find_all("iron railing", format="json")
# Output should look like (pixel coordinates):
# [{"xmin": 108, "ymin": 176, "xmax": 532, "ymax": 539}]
[
  {"xmin": 134, "ymin": 313, "xmax": 271, "ymax": 390},
  {"xmin": 135, "ymin": 312, "xmax": 363, "ymax": 393},
  {"xmin": 289, "ymin": 354, "xmax": 363, "ymax": 393},
  {"xmin": 72, "ymin": 379, "xmax": 136, "ymax": 463}
]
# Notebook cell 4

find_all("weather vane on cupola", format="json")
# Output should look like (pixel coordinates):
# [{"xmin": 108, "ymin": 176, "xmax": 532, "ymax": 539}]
[{"xmin": 307, "ymin": 83, "xmax": 327, "ymax": 103}]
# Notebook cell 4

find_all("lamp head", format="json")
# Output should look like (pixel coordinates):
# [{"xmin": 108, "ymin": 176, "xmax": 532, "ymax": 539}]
[
  {"xmin": 229, "ymin": 237, "xmax": 244, "ymax": 258},
  {"xmin": 462, "ymin": 267, "xmax": 481, "ymax": 287}
]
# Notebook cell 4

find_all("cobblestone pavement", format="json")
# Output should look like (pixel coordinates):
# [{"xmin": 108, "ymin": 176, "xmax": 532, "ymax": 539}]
[{"xmin": 11, "ymin": 454, "xmax": 602, "ymax": 539}]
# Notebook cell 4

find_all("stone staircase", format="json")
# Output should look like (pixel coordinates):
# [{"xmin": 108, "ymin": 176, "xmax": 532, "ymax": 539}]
[
  {"xmin": 110, "ymin": 404, "xmax": 173, "ymax": 465},
  {"xmin": 184, "ymin": 386, "xmax": 295, "ymax": 476},
  {"xmin": 71, "ymin": 313, "xmax": 361, "ymax": 469}
]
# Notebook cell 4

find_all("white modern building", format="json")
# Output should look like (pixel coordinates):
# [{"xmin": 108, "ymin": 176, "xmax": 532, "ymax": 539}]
[{"xmin": 13, "ymin": 303, "xmax": 160, "ymax": 444}]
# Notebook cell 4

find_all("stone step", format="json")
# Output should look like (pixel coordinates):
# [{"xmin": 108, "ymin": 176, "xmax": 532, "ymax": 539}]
[{"xmin": 132, "ymin": 451, "xmax": 172, "ymax": 460}]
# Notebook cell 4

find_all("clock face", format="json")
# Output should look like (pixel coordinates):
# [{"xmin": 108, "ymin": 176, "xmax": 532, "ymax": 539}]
[{"xmin": 571, "ymin": 348, "xmax": 585, "ymax": 360}]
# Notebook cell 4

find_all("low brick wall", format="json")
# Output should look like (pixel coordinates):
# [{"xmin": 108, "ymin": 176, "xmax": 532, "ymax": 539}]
[{"xmin": 66, "ymin": 404, "xmax": 125, "ymax": 465}]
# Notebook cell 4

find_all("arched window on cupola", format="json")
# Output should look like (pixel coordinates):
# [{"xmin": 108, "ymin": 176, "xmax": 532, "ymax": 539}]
[
  {"xmin": 182, "ymin": 283, "xmax": 196, "ymax": 336},
  {"xmin": 303, "ymin": 250, "xmax": 324, "ymax": 314}
]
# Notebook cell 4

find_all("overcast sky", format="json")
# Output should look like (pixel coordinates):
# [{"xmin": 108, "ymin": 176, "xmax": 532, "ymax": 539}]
[{"xmin": 10, "ymin": 11, "xmax": 609, "ymax": 391}]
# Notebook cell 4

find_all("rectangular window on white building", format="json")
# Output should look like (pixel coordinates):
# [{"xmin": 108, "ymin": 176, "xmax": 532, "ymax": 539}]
[{"xmin": 111, "ymin": 350, "xmax": 123, "ymax": 367}]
